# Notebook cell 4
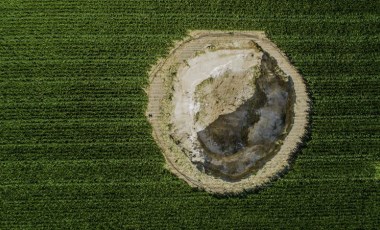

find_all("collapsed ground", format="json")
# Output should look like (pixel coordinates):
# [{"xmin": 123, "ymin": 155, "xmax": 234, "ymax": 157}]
[
  {"xmin": 147, "ymin": 31, "xmax": 309, "ymax": 193},
  {"xmin": 195, "ymin": 52, "xmax": 295, "ymax": 181}
]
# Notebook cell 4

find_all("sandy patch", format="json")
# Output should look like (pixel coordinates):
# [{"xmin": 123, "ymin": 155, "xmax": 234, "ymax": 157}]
[{"xmin": 146, "ymin": 30, "xmax": 310, "ymax": 194}]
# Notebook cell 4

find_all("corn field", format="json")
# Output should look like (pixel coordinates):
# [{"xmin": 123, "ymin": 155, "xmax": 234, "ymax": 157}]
[{"xmin": 0, "ymin": 0, "xmax": 379, "ymax": 228}]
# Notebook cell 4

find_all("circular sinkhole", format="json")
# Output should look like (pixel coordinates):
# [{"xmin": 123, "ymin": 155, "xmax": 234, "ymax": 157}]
[{"xmin": 146, "ymin": 31, "xmax": 310, "ymax": 194}]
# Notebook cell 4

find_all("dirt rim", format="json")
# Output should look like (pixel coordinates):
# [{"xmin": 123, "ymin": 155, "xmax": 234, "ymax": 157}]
[{"xmin": 145, "ymin": 30, "xmax": 310, "ymax": 194}]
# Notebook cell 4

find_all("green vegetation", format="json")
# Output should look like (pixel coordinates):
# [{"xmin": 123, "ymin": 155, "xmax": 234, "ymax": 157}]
[{"xmin": 0, "ymin": 0, "xmax": 379, "ymax": 228}]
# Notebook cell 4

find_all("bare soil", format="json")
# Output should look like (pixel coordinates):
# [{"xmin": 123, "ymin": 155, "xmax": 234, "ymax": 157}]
[{"xmin": 146, "ymin": 30, "xmax": 310, "ymax": 194}]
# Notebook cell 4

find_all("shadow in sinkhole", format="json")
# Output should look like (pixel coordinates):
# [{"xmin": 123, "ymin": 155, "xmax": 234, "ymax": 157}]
[{"xmin": 196, "ymin": 54, "xmax": 296, "ymax": 181}]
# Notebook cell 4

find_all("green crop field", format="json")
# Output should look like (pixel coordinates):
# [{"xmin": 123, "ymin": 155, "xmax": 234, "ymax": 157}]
[{"xmin": 1, "ymin": 0, "xmax": 379, "ymax": 229}]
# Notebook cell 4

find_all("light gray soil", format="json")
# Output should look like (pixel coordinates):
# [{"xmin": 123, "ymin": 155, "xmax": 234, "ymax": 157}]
[{"xmin": 146, "ymin": 30, "xmax": 310, "ymax": 194}]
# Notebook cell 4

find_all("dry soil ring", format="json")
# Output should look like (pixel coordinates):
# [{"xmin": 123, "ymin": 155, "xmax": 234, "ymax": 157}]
[{"xmin": 146, "ymin": 31, "xmax": 310, "ymax": 194}]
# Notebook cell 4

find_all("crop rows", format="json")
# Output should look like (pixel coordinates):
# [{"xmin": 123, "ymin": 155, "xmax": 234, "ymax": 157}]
[{"xmin": 0, "ymin": 0, "xmax": 379, "ymax": 228}]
